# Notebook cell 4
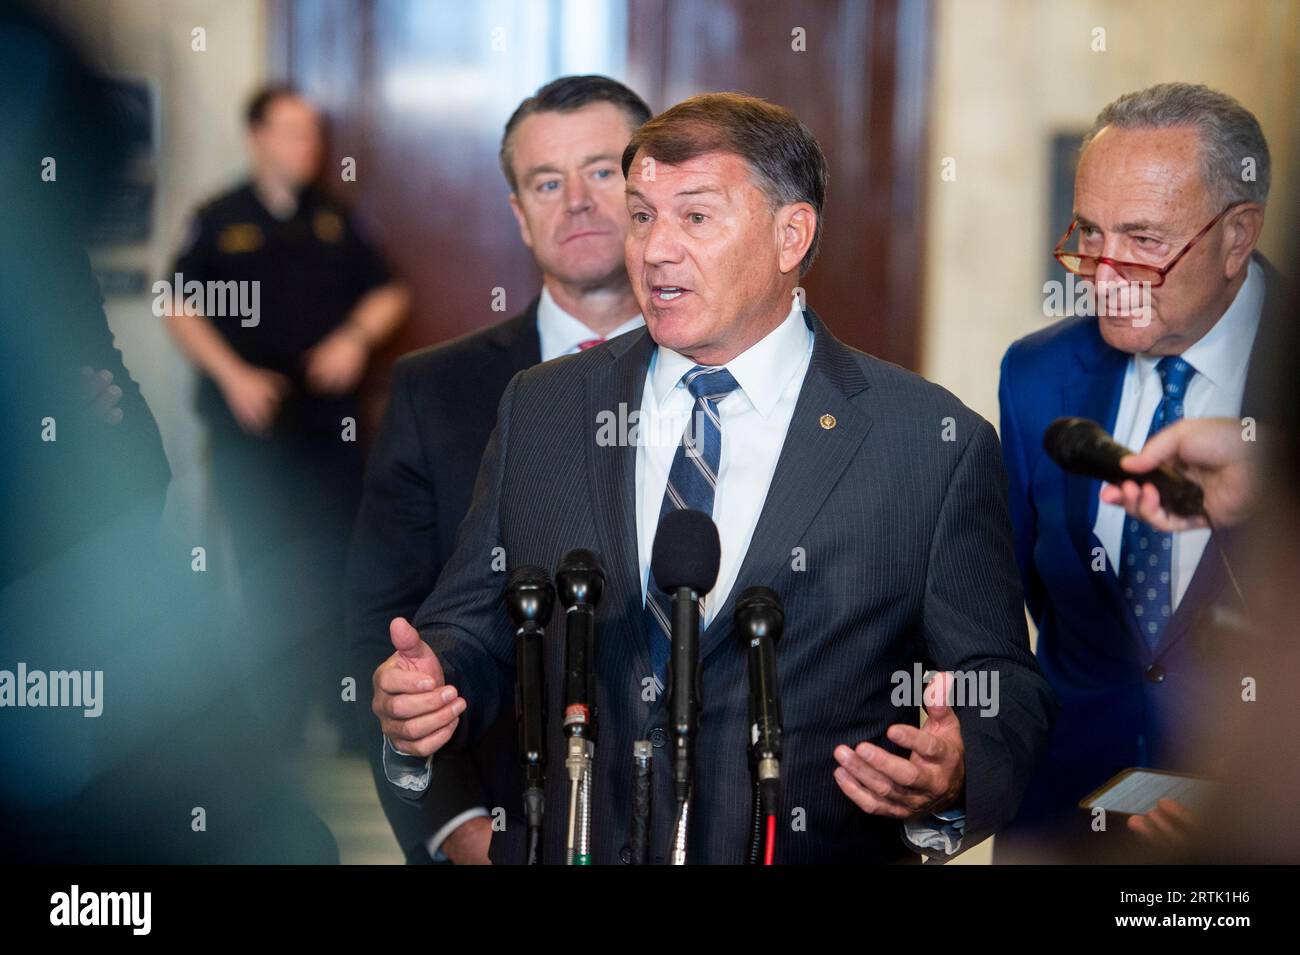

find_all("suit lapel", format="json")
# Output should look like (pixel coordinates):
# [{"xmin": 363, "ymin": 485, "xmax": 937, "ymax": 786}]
[
  {"xmin": 489, "ymin": 296, "xmax": 542, "ymax": 367},
  {"xmin": 584, "ymin": 329, "xmax": 655, "ymax": 679},
  {"xmin": 1155, "ymin": 526, "xmax": 1235, "ymax": 656},
  {"xmin": 1154, "ymin": 260, "xmax": 1277, "ymax": 657},
  {"xmin": 701, "ymin": 309, "xmax": 872, "ymax": 660}
]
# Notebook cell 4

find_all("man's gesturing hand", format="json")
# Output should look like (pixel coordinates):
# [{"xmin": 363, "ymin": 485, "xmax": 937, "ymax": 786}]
[
  {"xmin": 833, "ymin": 671, "xmax": 966, "ymax": 818},
  {"xmin": 372, "ymin": 617, "xmax": 466, "ymax": 758}
]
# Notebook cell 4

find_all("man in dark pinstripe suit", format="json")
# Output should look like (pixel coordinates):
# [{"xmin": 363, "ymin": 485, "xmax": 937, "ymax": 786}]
[
  {"xmin": 371, "ymin": 93, "xmax": 1056, "ymax": 863},
  {"xmin": 348, "ymin": 75, "xmax": 649, "ymax": 865}
]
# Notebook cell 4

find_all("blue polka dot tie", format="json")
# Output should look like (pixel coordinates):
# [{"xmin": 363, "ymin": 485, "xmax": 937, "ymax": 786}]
[
  {"xmin": 1119, "ymin": 356, "xmax": 1196, "ymax": 650},
  {"xmin": 645, "ymin": 364, "xmax": 741, "ymax": 688}
]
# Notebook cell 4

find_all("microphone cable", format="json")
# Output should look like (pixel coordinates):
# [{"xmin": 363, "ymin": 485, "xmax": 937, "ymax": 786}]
[{"xmin": 628, "ymin": 741, "xmax": 652, "ymax": 865}]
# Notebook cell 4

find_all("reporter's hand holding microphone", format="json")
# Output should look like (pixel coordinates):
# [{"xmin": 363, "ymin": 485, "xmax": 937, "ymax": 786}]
[
  {"xmin": 372, "ymin": 617, "xmax": 466, "ymax": 758},
  {"xmin": 1098, "ymin": 416, "xmax": 1261, "ymax": 532}
]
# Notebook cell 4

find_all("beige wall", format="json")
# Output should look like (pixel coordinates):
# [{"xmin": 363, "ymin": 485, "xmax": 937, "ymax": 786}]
[
  {"xmin": 922, "ymin": 0, "xmax": 1299, "ymax": 427},
  {"xmin": 46, "ymin": 0, "xmax": 266, "ymax": 532}
]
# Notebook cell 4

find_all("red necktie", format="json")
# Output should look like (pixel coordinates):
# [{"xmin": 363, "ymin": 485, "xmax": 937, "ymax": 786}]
[{"xmin": 576, "ymin": 338, "xmax": 605, "ymax": 351}]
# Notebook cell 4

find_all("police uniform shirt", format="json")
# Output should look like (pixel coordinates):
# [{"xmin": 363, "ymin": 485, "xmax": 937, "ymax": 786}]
[{"xmin": 171, "ymin": 182, "xmax": 391, "ymax": 432}]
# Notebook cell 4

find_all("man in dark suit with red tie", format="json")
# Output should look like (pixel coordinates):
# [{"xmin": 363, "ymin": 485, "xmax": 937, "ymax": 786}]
[{"xmin": 345, "ymin": 75, "xmax": 648, "ymax": 864}]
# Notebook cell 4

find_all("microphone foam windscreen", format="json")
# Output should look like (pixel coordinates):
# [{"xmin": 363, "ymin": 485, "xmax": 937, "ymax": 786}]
[
  {"xmin": 737, "ymin": 585, "xmax": 782, "ymax": 614},
  {"xmin": 556, "ymin": 548, "xmax": 601, "ymax": 578},
  {"xmin": 1043, "ymin": 416, "xmax": 1094, "ymax": 469},
  {"xmin": 507, "ymin": 564, "xmax": 551, "ymax": 591},
  {"xmin": 651, "ymin": 508, "xmax": 721, "ymax": 593},
  {"xmin": 555, "ymin": 547, "xmax": 605, "ymax": 607},
  {"xmin": 736, "ymin": 586, "xmax": 784, "ymax": 643}
]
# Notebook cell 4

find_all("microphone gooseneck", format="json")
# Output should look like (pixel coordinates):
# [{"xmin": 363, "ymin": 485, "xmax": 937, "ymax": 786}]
[
  {"xmin": 627, "ymin": 740, "xmax": 652, "ymax": 865},
  {"xmin": 555, "ymin": 548, "xmax": 605, "ymax": 865},
  {"xmin": 736, "ymin": 586, "xmax": 784, "ymax": 865}
]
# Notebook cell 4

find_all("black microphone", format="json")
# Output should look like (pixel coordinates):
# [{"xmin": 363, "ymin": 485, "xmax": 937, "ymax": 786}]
[
  {"xmin": 555, "ymin": 549, "xmax": 604, "ymax": 741},
  {"xmin": 735, "ymin": 586, "xmax": 784, "ymax": 836},
  {"xmin": 504, "ymin": 565, "xmax": 555, "ymax": 865},
  {"xmin": 651, "ymin": 508, "xmax": 721, "ymax": 809},
  {"xmin": 1044, "ymin": 416, "xmax": 1205, "ymax": 517},
  {"xmin": 555, "ymin": 548, "xmax": 604, "ymax": 865}
]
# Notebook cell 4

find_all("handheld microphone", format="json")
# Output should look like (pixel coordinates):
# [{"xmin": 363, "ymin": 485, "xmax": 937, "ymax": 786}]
[
  {"xmin": 504, "ymin": 565, "xmax": 555, "ymax": 865},
  {"xmin": 651, "ymin": 508, "xmax": 721, "ymax": 865},
  {"xmin": 1044, "ymin": 416, "xmax": 1206, "ymax": 517},
  {"xmin": 1045, "ymin": 417, "xmax": 1248, "ymax": 609},
  {"xmin": 735, "ymin": 586, "xmax": 784, "ymax": 865},
  {"xmin": 556, "ymin": 549, "xmax": 603, "ymax": 741},
  {"xmin": 555, "ymin": 548, "xmax": 605, "ymax": 865}
]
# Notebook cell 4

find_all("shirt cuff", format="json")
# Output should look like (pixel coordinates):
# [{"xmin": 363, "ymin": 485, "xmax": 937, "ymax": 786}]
[
  {"xmin": 901, "ymin": 808, "xmax": 966, "ymax": 858},
  {"xmin": 425, "ymin": 806, "xmax": 491, "ymax": 861},
  {"xmin": 381, "ymin": 734, "xmax": 432, "ymax": 792}
]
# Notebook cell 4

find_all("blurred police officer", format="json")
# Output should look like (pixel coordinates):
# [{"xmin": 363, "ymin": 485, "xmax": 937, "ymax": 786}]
[{"xmin": 166, "ymin": 87, "xmax": 409, "ymax": 747}]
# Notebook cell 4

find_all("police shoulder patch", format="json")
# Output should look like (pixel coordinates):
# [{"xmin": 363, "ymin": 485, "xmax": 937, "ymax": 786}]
[
  {"xmin": 313, "ymin": 209, "xmax": 344, "ymax": 244},
  {"xmin": 216, "ymin": 223, "xmax": 264, "ymax": 254}
]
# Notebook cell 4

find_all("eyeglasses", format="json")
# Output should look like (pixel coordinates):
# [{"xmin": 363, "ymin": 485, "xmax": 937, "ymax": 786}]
[{"xmin": 1053, "ymin": 201, "xmax": 1245, "ymax": 287}]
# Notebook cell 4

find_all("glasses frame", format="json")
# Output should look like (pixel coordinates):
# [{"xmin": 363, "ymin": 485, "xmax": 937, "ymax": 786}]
[{"xmin": 1053, "ymin": 200, "xmax": 1247, "ymax": 287}]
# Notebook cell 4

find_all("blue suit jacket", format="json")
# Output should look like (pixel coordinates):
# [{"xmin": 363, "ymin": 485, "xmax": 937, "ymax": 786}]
[
  {"xmin": 411, "ymin": 307, "xmax": 1056, "ymax": 863},
  {"xmin": 996, "ymin": 260, "xmax": 1278, "ymax": 846}
]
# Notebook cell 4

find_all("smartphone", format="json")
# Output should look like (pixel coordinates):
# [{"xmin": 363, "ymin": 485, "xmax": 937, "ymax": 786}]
[{"xmin": 1078, "ymin": 767, "xmax": 1218, "ymax": 816}]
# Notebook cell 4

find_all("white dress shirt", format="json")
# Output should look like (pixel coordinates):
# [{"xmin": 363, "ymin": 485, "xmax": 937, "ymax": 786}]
[
  {"xmin": 536, "ymin": 285, "xmax": 644, "ymax": 361},
  {"xmin": 1094, "ymin": 259, "xmax": 1265, "ymax": 608},
  {"xmin": 635, "ymin": 298, "xmax": 814, "ymax": 623}
]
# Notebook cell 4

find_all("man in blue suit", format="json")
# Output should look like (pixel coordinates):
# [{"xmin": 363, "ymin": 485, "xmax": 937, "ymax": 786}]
[
  {"xmin": 997, "ymin": 83, "xmax": 1278, "ymax": 859},
  {"xmin": 371, "ymin": 92, "xmax": 1055, "ymax": 863}
]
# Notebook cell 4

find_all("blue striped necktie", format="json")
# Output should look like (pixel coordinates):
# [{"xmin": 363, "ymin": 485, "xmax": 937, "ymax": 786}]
[
  {"xmin": 1119, "ymin": 355, "xmax": 1196, "ymax": 650},
  {"xmin": 645, "ymin": 364, "xmax": 742, "ymax": 687}
]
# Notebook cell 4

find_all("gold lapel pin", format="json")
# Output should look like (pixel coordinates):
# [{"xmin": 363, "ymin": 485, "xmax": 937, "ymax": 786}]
[{"xmin": 820, "ymin": 413, "xmax": 836, "ymax": 430}]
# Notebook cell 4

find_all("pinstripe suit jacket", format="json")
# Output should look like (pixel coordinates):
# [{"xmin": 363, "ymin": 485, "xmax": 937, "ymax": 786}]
[{"xmin": 411, "ymin": 307, "xmax": 1057, "ymax": 863}]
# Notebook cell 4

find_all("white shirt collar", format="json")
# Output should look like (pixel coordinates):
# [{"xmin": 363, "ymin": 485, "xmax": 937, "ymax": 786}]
[
  {"xmin": 536, "ymin": 285, "xmax": 644, "ymax": 362},
  {"xmin": 1133, "ymin": 258, "xmax": 1265, "ymax": 393},
  {"xmin": 650, "ymin": 296, "xmax": 809, "ymax": 418}
]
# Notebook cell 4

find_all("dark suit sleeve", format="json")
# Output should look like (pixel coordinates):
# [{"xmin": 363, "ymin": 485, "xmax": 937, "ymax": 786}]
[
  {"xmin": 998, "ymin": 344, "xmax": 1046, "ymax": 620},
  {"xmin": 344, "ymin": 359, "xmax": 488, "ymax": 853},
  {"xmin": 347, "ymin": 360, "xmax": 442, "ymax": 673},
  {"xmin": 409, "ymin": 371, "xmax": 523, "ymax": 750},
  {"xmin": 921, "ymin": 417, "xmax": 1057, "ymax": 850}
]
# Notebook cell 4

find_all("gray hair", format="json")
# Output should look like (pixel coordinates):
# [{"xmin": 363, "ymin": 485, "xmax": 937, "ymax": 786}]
[{"xmin": 1081, "ymin": 82, "xmax": 1270, "ymax": 208}]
